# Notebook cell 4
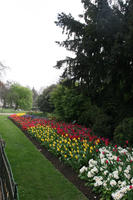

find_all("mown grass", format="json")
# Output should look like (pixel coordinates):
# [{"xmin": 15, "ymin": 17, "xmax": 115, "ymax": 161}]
[
  {"xmin": 0, "ymin": 116, "xmax": 88, "ymax": 200},
  {"xmin": 0, "ymin": 108, "xmax": 26, "ymax": 113}
]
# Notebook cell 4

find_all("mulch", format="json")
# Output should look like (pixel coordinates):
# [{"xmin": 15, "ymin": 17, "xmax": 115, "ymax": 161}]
[{"xmin": 9, "ymin": 118, "xmax": 101, "ymax": 200}]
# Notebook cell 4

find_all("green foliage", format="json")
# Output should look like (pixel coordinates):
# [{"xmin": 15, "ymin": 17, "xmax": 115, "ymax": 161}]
[
  {"xmin": 8, "ymin": 84, "xmax": 33, "ymax": 110},
  {"xmin": 54, "ymin": 0, "xmax": 133, "ymax": 132},
  {"xmin": 51, "ymin": 85, "xmax": 79, "ymax": 121},
  {"xmin": 0, "ymin": 81, "xmax": 11, "ymax": 108},
  {"xmin": 55, "ymin": 0, "xmax": 133, "ymax": 98},
  {"xmin": 127, "ymin": 190, "xmax": 133, "ymax": 200},
  {"xmin": 79, "ymin": 103, "xmax": 101, "ymax": 127},
  {"xmin": 92, "ymin": 113, "xmax": 113, "ymax": 139},
  {"xmin": 113, "ymin": 117, "xmax": 133, "ymax": 146},
  {"xmin": 51, "ymin": 85, "xmax": 95, "ymax": 123},
  {"xmin": 32, "ymin": 88, "xmax": 38, "ymax": 109},
  {"xmin": 37, "ymin": 84, "xmax": 56, "ymax": 113},
  {"xmin": 51, "ymin": 84, "xmax": 112, "ymax": 135}
]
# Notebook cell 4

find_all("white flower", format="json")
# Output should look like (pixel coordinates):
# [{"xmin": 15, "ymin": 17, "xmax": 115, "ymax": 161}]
[
  {"xmin": 110, "ymin": 180, "xmax": 117, "ymax": 187},
  {"xmin": 109, "ymin": 156, "xmax": 113, "ymax": 160},
  {"xmin": 130, "ymin": 178, "xmax": 133, "ymax": 184},
  {"xmin": 91, "ymin": 167, "xmax": 98, "ymax": 174},
  {"xmin": 101, "ymin": 158, "xmax": 106, "ymax": 164},
  {"xmin": 88, "ymin": 159, "xmax": 93, "ymax": 165},
  {"xmin": 94, "ymin": 180, "xmax": 103, "ymax": 186},
  {"xmin": 104, "ymin": 170, "xmax": 108, "ymax": 175},
  {"xmin": 124, "ymin": 173, "xmax": 130, "ymax": 179},
  {"xmin": 100, "ymin": 153, "xmax": 104, "ymax": 159},
  {"xmin": 121, "ymin": 181, "xmax": 126, "ymax": 187},
  {"xmin": 88, "ymin": 159, "xmax": 97, "ymax": 167},
  {"xmin": 127, "ymin": 165, "xmax": 131, "ymax": 171},
  {"xmin": 113, "ymin": 171, "xmax": 119, "ymax": 179},
  {"xmin": 103, "ymin": 181, "xmax": 107, "ymax": 187},
  {"xmin": 98, "ymin": 176, "xmax": 103, "ymax": 180},
  {"xmin": 100, "ymin": 167, "xmax": 104, "ymax": 171},
  {"xmin": 109, "ymin": 173, "xmax": 113, "ymax": 178},
  {"xmin": 93, "ymin": 176, "xmax": 99, "ymax": 181},
  {"xmin": 112, "ymin": 191, "xmax": 124, "ymax": 200},
  {"xmin": 118, "ymin": 166, "xmax": 122, "ymax": 172},
  {"xmin": 118, "ymin": 181, "xmax": 122, "ymax": 188},
  {"xmin": 119, "ymin": 148, "xmax": 128, "ymax": 154},
  {"xmin": 87, "ymin": 171, "xmax": 93, "ymax": 178},
  {"xmin": 120, "ymin": 186, "xmax": 128, "ymax": 193},
  {"xmin": 93, "ymin": 176, "xmax": 103, "ymax": 181},
  {"xmin": 124, "ymin": 169, "xmax": 129, "ymax": 174},
  {"xmin": 79, "ymin": 166, "xmax": 87, "ymax": 174},
  {"xmin": 107, "ymin": 152, "xmax": 112, "ymax": 157},
  {"xmin": 112, "ymin": 155, "xmax": 117, "ymax": 160}
]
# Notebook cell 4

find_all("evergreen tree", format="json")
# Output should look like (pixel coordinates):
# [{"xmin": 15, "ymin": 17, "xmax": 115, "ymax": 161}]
[
  {"xmin": 37, "ymin": 84, "xmax": 56, "ymax": 113},
  {"xmin": 55, "ymin": 0, "xmax": 133, "ymax": 107}
]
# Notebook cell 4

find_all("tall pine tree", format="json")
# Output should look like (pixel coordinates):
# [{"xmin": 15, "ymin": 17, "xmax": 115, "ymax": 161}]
[{"xmin": 55, "ymin": 0, "xmax": 133, "ymax": 100}]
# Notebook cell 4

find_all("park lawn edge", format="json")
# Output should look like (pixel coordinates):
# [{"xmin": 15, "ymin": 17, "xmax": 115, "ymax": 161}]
[{"xmin": 0, "ymin": 115, "xmax": 88, "ymax": 200}]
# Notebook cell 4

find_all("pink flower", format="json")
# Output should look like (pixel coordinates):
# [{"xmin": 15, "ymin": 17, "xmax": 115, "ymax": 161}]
[
  {"xmin": 117, "ymin": 157, "xmax": 120, "ymax": 162},
  {"xmin": 106, "ymin": 160, "xmax": 108, "ymax": 164},
  {"xmin": 130, "ymin": 185, "xmax": 133, "ymax": 189}
]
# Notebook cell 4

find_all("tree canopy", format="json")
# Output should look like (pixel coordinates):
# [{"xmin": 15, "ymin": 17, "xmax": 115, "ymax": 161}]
[
  {"xmin": 8, "ymin": 84, "xmax": 33, "ymax": 110},
  {"xmin": 55, "ymin": 0, "xmax": 133, "ymax": 106},
  {"xmin": 37, "ymin": 84, "xmax": 56, "ymax": 113}
]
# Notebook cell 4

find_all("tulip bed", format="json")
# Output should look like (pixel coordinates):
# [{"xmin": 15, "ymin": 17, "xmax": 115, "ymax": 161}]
[{"xmin": 9, "ymin": 114, "xmax": 133, "ymax": 200}]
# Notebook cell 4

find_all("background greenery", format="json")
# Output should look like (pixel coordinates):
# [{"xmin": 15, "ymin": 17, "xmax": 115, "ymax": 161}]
[{"xmin": 36, "ymin": 0, "xmax": 133, "ymax": 144}]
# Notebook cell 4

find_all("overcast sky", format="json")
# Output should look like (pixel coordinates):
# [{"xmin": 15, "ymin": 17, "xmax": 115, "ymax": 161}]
[{"xmin": 0, "ymin": 0, "xmax": 83, "ymax": 92}]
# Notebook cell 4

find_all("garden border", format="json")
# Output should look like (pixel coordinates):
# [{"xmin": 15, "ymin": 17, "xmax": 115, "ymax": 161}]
[{"xmin": 9, "ymin": 117, "xmax": 100, "ymax": 200}]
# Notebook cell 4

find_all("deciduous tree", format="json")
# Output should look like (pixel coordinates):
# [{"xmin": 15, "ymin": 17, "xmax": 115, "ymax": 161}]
[{"xmin": 8, "ymin": 84, "xmax": 33, "ymax": 110}]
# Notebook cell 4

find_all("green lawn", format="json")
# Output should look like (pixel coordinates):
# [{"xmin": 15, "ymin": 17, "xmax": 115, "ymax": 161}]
[
  {"xmin": 0, "ymin": 108, "xmax": 25, "ymax": 113},
  {"xmin": 0, "ymin": 116, "xmax": 88, "ymax": 200}
]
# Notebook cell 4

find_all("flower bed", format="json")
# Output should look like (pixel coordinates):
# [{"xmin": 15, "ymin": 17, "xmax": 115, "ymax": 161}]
[{"xmin": 9, "ymin": 114, "xmax": 133, "ymax": 200}]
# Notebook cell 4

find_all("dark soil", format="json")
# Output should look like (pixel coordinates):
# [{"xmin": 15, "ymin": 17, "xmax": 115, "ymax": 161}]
[{"xmin": 9, "ymin": 118, "xmax": 101, "ymax": 200}]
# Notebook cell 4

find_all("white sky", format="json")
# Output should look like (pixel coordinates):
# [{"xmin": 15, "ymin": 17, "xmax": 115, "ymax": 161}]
[{"xmin": 0, "ymin": 0, "xmax": 83, "ymax": 92}]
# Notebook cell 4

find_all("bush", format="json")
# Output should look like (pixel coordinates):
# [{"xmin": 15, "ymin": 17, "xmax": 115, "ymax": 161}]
[
  {"xmin": 51, "ymin": 85, "xmax": 93, "ymax": 123},
  {"xmin": 78, "ymin": 103, "xmax": 101, "ymax": 127},
  {"xmin": 113, "ymin": 117, "xmax": 133, "ymax": 146},
  {"xmin": 92, "ymin": 113, "xmax": 113, "ymax": 139}
]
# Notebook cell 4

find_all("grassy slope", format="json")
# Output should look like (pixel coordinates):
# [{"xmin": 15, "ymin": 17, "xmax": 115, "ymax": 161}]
[{"xmin": 0, "ymin": 116, "xmax": 88, "ymax": 200}]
